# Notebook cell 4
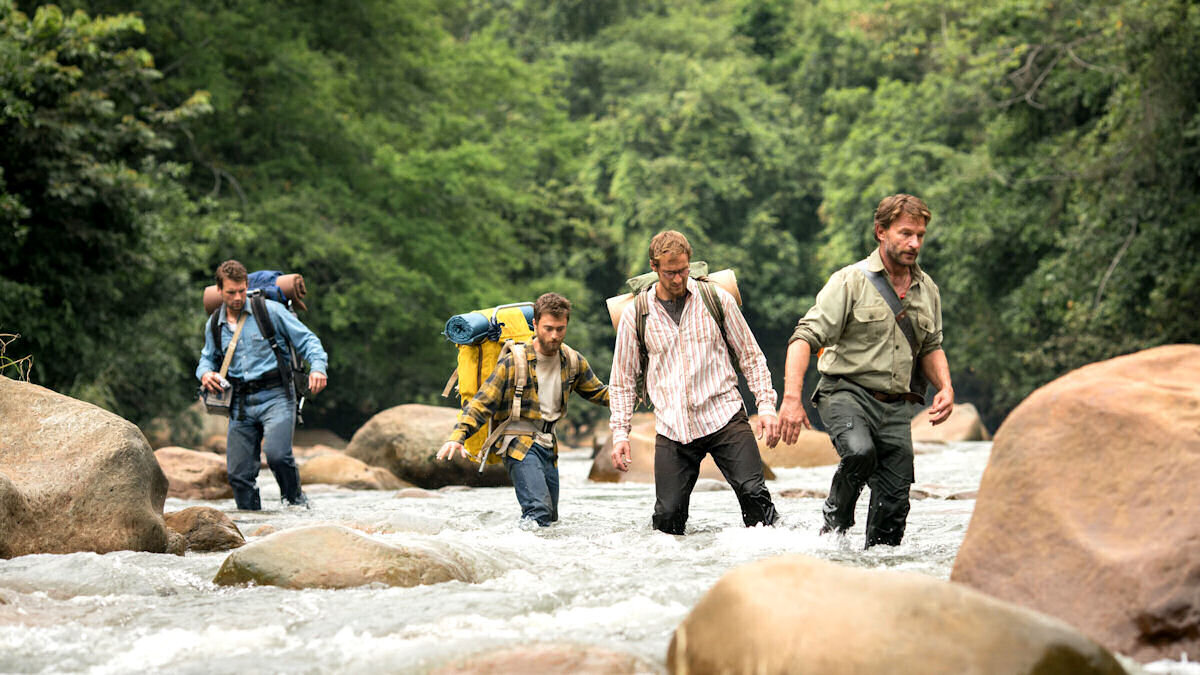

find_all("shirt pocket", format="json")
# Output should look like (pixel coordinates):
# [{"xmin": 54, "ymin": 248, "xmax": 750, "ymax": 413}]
[
  {"xmin": 852, "ymin": 304, "xmax": 891, "ymax": 342},
  {"xmin": 914, "ymin": 312, "xmax": 935, "ymax": 347},
  {"xmin": 643, "ymin": 320, "xmax": 676, "ymax": 356}
]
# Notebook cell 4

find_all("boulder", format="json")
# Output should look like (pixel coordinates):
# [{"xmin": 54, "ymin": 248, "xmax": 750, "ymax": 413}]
[
  {"xmin": 292, "ymin": 428, "xmax": 348, "ymax": 450},
  {"xmin": 669, "ymin": 554, "xmax": 1124, "ymax": 675},
  {"xmin": 0, "ymin": 378, "xmax": 170, "ymax": 558},
  {"xmin": 299, "ymin": 453, "xmax": 410, "ymax": 490},
  {"xmin": 163, "ymin": 506, "xmax": 244, "ymax": 552},
  {"xmin": 432, "ymin": 644, "xmax": 657, "ymax": 674},
  {"xmin": 213, "ymin": 524, "xmax": 476, "ymax": 589},
  {"xmin": 153, "ymin": 446, "xmax": 233, "ymax": 500},
  {"xmin": 911, "ymin": 401, "xmax": 991, "ymax": 442},
  {"xmin": 588, "ymin": 416, "xmax": 774, "ymax": 483},
  {"xmin": 952, "ymin": 345, "xmax": 1200, "ymax": 662},
  {"xmin": 344, "ymin": 404, "xmax": 510, "ymax": 488},
  {"xmin": 757, "ymin": 430, "xmax": 839, "ymax": 468}
]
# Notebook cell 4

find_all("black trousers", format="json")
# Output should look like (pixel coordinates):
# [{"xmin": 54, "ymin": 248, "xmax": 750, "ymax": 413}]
[
  {"xmin": 652, "ymin": 409, "xmax": 778, "ymax": 535},
  {"xmin": 815, "ymin": 377, "xmax": 917, "ymax": 547}
]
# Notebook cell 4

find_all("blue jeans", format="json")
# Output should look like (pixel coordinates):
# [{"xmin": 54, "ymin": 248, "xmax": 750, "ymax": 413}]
[
  {"xmin": 503, "ymin": 443, "xmax": 559, "ymax": 526},
  {"xmin": 227, "ymin": 387, "xmax": 302, "ymax": 509}
]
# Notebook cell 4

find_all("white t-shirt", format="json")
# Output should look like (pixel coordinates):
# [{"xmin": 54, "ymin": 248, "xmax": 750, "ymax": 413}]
[{"xmin": 536, "ymin": 348, "xmax": 563, "ymax": 423}]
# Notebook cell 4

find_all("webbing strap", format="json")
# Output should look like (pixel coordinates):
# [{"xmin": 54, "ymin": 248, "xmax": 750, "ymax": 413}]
[{"xmin": 218, "ymin": 313, "xmax": 248, "ymax": 378}]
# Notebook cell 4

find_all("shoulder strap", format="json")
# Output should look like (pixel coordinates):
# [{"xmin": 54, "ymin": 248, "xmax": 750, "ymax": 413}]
[
  {"xmin": 217, "ymin": 313, "xmax": 248, "ymax": 378},
  {"xmin": 696, "ymin": 279, "xmax": 739, "ymax": 374},
  {"xmin": 210, "ymin": 308, "xmax": 223, "ymax": 359},
  {"xmin": 250, "ymin": 293, "xmax": 295, "ymax": 400},
  {"xmin": 634, "ymin": 290, "xmax": 652, "ymax": 408},
  {"xmin": 560, "ymin": 343, "xmax": 581, "ymax": 381},
  {"xmin": 856, "ymin": 261, "xmax": 927, "ymax": 399},
  {"xmin": 509, "ymin": 341, "xmax": 527, "ymax": 423}
]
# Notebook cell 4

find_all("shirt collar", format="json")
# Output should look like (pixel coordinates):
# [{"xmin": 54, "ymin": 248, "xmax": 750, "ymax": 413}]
[{"xmin": 867, "ymin": 248, "xmax": 925, "ymax": 285}]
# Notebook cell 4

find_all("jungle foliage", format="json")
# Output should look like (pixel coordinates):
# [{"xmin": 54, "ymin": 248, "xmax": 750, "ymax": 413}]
[{"xmin": 2, "ymin": 0, "xmax": 1197, "ymax": 435}]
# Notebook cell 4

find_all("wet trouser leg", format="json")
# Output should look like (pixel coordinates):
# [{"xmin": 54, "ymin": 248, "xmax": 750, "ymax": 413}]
[
  {"xmin": 653, "ymin": 410, "xmax": 777, "ymax": 535},
  {"xmin": 226, "ymin": 387, "xmax": 298, "ymax": 510},
  {"xmin": 504, "ymin": 443, "xmax": 558, "ymax": 526},
  {"xmin": 817, "ymin": 380, "xmax": 916, "ymax": 546}
]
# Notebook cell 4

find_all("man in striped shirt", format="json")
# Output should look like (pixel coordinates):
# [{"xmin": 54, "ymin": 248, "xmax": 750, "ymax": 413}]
[{"xmin": 609, "ymin": 231, "xmax": 781, "ymax": 535}]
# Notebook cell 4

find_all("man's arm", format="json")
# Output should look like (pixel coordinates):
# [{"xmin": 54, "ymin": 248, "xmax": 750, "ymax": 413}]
[
  {"xmin": 196, "ymin": 316, "xmax": 223, "ymax": 393},
  {"xmin": 608, "ymin": 303, "xmax": 640, "ymax": 471},
  {"xmin": 437, "ymin": 356, "xmax": 512, "ymax": 461},
  {"xmin": 572, "ymin": 356, "xmax": 610, "ymax": 407},
  {"xmin": 717, "ymin": 288, "xmax": 779, "ymax": 446},
  {"xmin": 271, "ymin": 304, "xmax": 329, "ymax": 394},
  {"xmin": 920, "ymin": 349, "xmax": 954, "ymax": 425},
  {"xmin": 778, "ymin": 339, "xmax": 814, "ymax": 445}
]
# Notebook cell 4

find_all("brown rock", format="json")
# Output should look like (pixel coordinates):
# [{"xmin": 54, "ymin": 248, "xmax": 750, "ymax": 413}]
[
  {"xmin": 252, "ymin": 525, "xmax": 276, "ymax": 537},
  {"xmin": 165, "ymin": 530, "xmax": 188, "ymax": 556},
  {"xmin": 757, "ymin": 429, "xmax": 839, "ymax": 468},
  {"xmin": 669, "ymin": 554, "xmax": 1124, "ymax": 675},
  {"xmin": 344, "ymin": 404, "xmax": 510, "ymax": 488},
  {"xmin": 299, "ymin": 453, "xmax": 410, "ymax": 490},
  {"xmin": 0, "ymin": 378, "xmax": 170, "ymax": 558},
  {"xmin": 951, "ymin": 345, "xmax": 1200, "ymax": 662},
  {"xmin": 432, "ymin": 644, "xmax": 656, "ymax": 674},
  {"xmin": 911, "ymin": 401, "xmax": 991, "ymax": 442},
  {"xmin": 588, "ymin": 416, "xmax": 774, "ymax": 483},
  {"xmin": 778, "ymin": 487, "xmax": 828, "ymax": 499},
  {"xmin": 212, "ymin": 524, "xmax": 477, "ymax": 589},
  {"xmin": 294, "ymin": 444, "xmax": 342, "ymax": 460},
  {"xmin": 201, "ymin": 433, "xmax": 226, "ymax": 454},
  {"xmin": 163, "ymin": 506, "xmax": 244, "ymax": 552},
  {"xmin": 292, "ymin": 428, "xmax": 348, "ymax": 450},
  {"xmin": 395, "ymin": 488, "xmax": 442, "ymax": 499},
  {"xmin": 153, "ymin": 447, "xmax": 233, "ymax": 500}
]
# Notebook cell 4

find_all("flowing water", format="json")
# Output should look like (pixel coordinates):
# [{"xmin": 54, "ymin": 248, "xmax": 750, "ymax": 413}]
[{"xmin": 0, "ymin": 441, "xmax": 1195, "ymax": 674}]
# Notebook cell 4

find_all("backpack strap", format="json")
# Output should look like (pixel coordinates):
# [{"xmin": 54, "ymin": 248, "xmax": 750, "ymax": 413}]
[
  {"xmin": 249, "ymin": 293, "xmax": 296, "ymax": 402},
  {"xmin": 210, "ymin": 307, "xmax": 223, "ymax": 362},
  {"xmin": 633, "ymin": 289, "xmax": 652, "ymax": 408},
  {"xmin": 474, "ymin": 340, "xmax": 526, "ymax": 470},
  {"xmin": 696, "ymin": 278, "xmax": 740, "ymax": 374}
]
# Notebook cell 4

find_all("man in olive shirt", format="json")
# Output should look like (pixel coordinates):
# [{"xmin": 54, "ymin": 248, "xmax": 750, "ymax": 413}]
[{"xmin": 778, "ymin": 194, "xmax": 954, "ymax": 548}]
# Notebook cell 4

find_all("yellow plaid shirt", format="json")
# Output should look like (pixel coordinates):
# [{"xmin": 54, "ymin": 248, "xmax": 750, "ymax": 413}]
[{"xmin": 448, "ymin": 340, "xmax": 609, "ymax": 461}]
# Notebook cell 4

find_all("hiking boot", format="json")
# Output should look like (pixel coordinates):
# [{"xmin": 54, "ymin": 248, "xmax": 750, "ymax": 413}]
[
  {"xmin": 283, "ymin": 493, "xmax": 311, "ymax": 510},
  {"xmin": 819, "ymin": 524, "xmax": 847, "ymax": 536}
]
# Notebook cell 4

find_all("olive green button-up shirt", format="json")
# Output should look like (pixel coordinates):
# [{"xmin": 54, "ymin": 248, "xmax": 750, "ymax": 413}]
[{"xmin": 789, "ymin": 249, "xmax": 943, "ymax": 394}]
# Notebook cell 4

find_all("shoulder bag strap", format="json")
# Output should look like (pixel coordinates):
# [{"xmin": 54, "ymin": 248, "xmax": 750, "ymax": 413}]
[{"xmin": 218, "ymin": 313, "xmax": 248, "ymax": 379}]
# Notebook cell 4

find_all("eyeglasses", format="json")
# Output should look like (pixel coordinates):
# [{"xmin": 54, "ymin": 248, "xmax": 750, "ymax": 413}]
[{"xmin": 659, "ymin": 268, "xmax": 690, "ymax": 279}]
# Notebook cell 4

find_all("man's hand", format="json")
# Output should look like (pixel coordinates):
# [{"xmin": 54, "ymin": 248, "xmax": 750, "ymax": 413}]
[
  {"xmin": 611, "ymin": 440, "xmax": 632, "ymax": 472},
  {"xmin": 437, "ymin": 441, "xmax": 469, "ymax": 461},
  {"xmin": 308, "ymin": 371, "xmax": 327, "ymax": 395},
  {"xmin": 927, "ymin": 387, "xmax": 954, "ymax": 425},
  {"xmin": 778, "ymin": 397, "xmax": 812, "ymax": 445},
  {"xmin": 200, "ymin": 371, "xmax": 224, "ymax": 394},
  {"xmin": 755, "ymin": 414, "xmax": 782, "ymax": 448}
]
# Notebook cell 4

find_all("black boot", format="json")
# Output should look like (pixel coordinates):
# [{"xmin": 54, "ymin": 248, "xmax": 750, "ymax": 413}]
[
  {"xmin": 275, "ymin": 464, "xmax": 310, "ymax": 509},
  {"xmin": 233, "ymin": 486, "xmax": 262, "ymax": 511}
]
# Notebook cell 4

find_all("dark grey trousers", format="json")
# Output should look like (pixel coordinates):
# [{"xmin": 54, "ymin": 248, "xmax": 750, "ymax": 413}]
[
  {"xmin": 652, "ymin": 409, "xmax": 778, "ymax": 535},
  {"xmin": 815, "ymin": 376, "xmax": 917, "ymax": 547}
]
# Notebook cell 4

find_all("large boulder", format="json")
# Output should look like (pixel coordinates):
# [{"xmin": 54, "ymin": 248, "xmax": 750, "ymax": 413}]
[
  {"xmin": 588, "ymin": 416, "xmax": 775, "ymax": 483},
  {"xmin": 911, "ymin": 401, "xmax": 991, "ymax": 443},
  {"xmin": 298, "ymin": 453, "xmax": 410, "ymax": 490},
  {"xmin": 952, "ymin": 345, "xmax": 1200, "ymax": 662},
  {"xmin": 0, "ymin": 378, "xmax": 170, "ymax": 558},
  {"xmin": 432, "ymin": 644, "xmax": 657, "ymax": 674},
  {"xmin": 154, "ymin": 446, "xmax": 233, "ymax": 500},
  {"xmin": 669, "ymin": 554, "xmax": 1123, "ymax": 675},
  {"xmin": 757, "ymin": 429, "xmax": 839, "ymax": 468},
  {"xmin": 213, "ymin": 524, "xmax": 476, "ymax": 589},
  {"xmin": 163, "ymin": 506, "xmax": 244, "ymax": 552},
  {"xmin": 344, "ymin": 404, "xmax": 510, "ymax": 488}
]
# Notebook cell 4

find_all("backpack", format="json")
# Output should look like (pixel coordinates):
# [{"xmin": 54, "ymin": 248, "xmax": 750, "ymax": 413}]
[
  {"xmin": 441, "ymin": 302, "xmax": 581, "ymax": 467},
  {"xmin": 206, "ymin": 270, "xmax": 311, "ymax": 421},
  {"xmin": 621, "ymin": 263, "xmax": 742, "ymax": 409}
]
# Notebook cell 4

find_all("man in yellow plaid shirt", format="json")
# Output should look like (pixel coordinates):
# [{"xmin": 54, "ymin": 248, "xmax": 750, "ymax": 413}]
[{"xmin": 437, "ymin": 293, "xmax": 609, "ymax": 526}]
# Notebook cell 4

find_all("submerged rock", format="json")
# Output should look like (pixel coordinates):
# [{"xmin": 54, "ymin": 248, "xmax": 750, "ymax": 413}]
[
  {"xmin": 432, "ymin": 644, "xmax": 657, "ymax": 674},
  {"xmin": 669, "ymin": 554, "xmax": 1124, "ymax": 675},
  {"xmin": 154, "ymin": 446, "xmax": 233, "ymax": 500},
  {"xmin": 212, "ymin": 524, "xmax": 476, "ymax": 589},
  {"xmin": 164, "ymin": 506, "xmax": 244, "ymax": 552},
  {"xmin": 344, "ymin": 404, "xmax": 510, "ymax": 488},
  {"xmin": 299, "ymin": 453, "xmax": 410, "ymax": 490},
  {"xmin": 0, "ymin": 378, "xmax": 170, "ymax": 558},
  {"xmin": 952, "ymin": 344, "xmax": 1200, "ymax": 662}
]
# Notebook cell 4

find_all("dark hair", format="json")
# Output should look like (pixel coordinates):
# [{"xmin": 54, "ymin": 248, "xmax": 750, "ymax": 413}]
[
  {"xmin": 216, "ymin": 259, "xmax": 248, "ymax": 289},
  {"xmin": 648, "ymin": 230, "xmax": 692, "ymax": 266},
  {"xmin": 873, "ymin": 194, "xmax": 931, "ymax": 242},
  {"xmin": 533, "ymin": 292, "xmax": 571, "ymax": 321}
]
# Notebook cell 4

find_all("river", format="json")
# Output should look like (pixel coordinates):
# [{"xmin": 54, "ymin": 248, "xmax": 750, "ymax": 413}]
[{"xmin": 0, "ymin": 441, "xmax": 1195, "ymax": 674}]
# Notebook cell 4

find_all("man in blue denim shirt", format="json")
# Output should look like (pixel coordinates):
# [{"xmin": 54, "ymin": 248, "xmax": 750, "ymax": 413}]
[{"xmin": 197, "ymin": 260, "xmax": 329, "ymax": 510}]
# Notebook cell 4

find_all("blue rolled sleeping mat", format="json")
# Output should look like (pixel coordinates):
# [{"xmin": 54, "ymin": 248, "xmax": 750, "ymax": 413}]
[{"xmin": 443, "ymin": 305, "xmax": 535, "ymax": 345}]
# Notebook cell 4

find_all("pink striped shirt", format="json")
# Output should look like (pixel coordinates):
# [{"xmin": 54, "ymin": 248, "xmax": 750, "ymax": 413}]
[{"xmin": 610, "ymin": 276, "xmax": 778, "ymax": 445}]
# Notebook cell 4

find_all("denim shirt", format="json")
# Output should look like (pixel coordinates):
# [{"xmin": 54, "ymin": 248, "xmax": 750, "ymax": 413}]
[{"xmin": 196, "ymin": 300, "xmax": 328, "ymax": 382}]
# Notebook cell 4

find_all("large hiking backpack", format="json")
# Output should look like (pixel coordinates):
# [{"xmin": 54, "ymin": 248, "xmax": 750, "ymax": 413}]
[
  {"xmin": 605, "ymin": 262, "xmax": 743, "ymax": 409},
  {"xmin": 441, "ymin": 303, "xmax": 581, "ymax": 467},
  {"xmin": 204, "ymin": 270, "xmax": 312, "ymax": 421}
]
